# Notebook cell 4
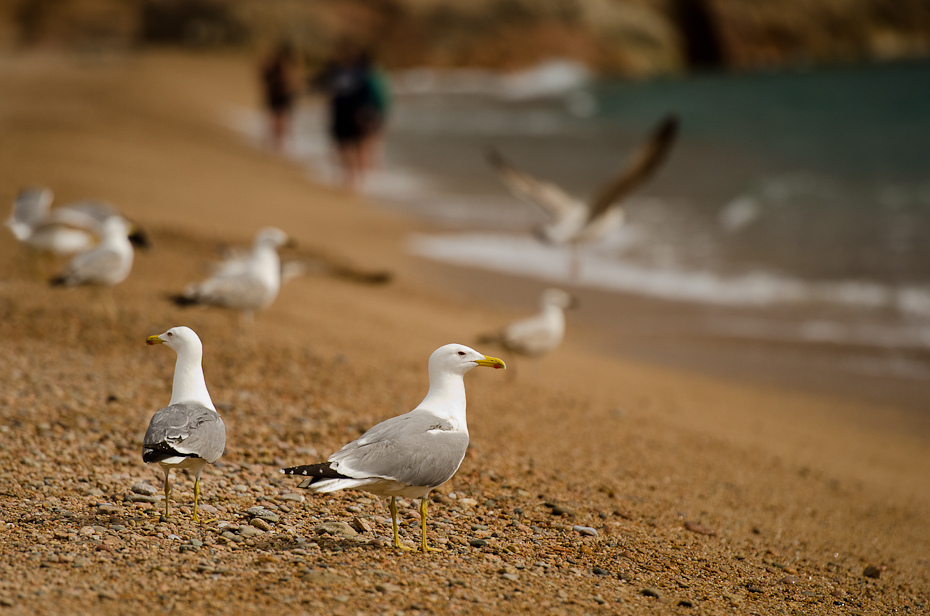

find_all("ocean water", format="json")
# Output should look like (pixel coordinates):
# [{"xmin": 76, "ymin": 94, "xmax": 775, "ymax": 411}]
[{"xmin": 233, "ymin": 59, "xmax": 930, "ymax": 384}]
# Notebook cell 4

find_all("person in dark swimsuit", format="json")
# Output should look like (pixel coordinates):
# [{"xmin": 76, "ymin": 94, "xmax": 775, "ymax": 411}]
[
  {"xmin": 261, "ymin": 42, "xmax": 298, "ymax": 151},
  {"xmin": 312, "ymin": 44, "xmax": 385, "ymax": 191}
]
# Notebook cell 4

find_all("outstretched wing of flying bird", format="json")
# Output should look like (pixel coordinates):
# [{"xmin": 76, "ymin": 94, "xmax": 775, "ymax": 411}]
[{"xmin": 585, "ymin": 114, "xmax": 679, "ymax": 225}]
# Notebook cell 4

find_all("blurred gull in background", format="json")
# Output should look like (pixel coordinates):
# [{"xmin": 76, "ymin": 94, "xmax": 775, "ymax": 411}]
[
  {"xmin": 478, "ymin": 288, "xmax": 576, "ymax": 360},
  {"xmin": 50, "ymin": 215, "xmax": 135, "ymax": 288},
  {"xmin": 6, "ymin": 187, "xmax": 150, "ymax": 257},
  {"xmin": 170, "ymin": 226, "xmax": 290, "ymax": 324}
]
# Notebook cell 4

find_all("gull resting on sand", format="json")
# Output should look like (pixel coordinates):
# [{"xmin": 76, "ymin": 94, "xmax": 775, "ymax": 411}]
[
  {"xmin": 170, "ymin": 226, "xmax": 290, "ymax": 322},
  {"xmin": 478, "ymin": 288, "xmax": 576, "ymax": 357}
]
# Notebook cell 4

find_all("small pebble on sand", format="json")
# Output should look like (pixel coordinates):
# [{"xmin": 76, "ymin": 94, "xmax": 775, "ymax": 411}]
[{"xmin": 863, "ymin": 565, "xmax": 882, "ymax": 579}]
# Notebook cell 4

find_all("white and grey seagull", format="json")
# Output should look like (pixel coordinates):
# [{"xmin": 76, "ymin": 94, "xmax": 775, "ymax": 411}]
[
  {"xmin": 281, "ymin": 343, "xmax": 506, "ymax": 552},
  {"xmin": 488, "ymin": 114, "xmax": 679, "ymax": 278},
  {"xmin": 171, "ymin": 226, "xmax": 290, "ymax": 323},
  {"xmin": 50, "ymin": 215, "xmax": 135, "ymax": 288},
  {"xmin": 143, "ymin": 326, "xmax": 226, "ymax": 522},
  {"xmin": 478, "ymin": 288, "xmax": 576, "ymax": 358}
]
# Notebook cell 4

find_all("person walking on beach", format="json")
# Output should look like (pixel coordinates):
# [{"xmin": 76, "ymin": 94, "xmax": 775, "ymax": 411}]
[
  {"xmin": 311, "ymin": 43, "xmax": 388, "ymax": 191},
  {"xmin": 362, "ymin": 51, "xmax": 392, "ymax": 170},
  {"xmin": 260, "ymin": 42, "xmax": 299, "ymax": 152}
]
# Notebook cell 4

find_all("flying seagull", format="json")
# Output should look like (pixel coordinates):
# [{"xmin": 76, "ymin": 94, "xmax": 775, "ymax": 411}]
[
  {"xmin": 487, "ymin": 114, "xmax": 679, "ymax": 278},
  {"xmin": 282, "ymin": 343, "xmax": 506, "ymax": 552},
  {"xmin": 143, "ymin": 327, "xmax": 226, "ymax": 522}
]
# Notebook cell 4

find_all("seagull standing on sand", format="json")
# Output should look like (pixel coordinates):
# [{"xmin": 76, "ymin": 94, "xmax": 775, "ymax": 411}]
[
  {"xmin": 488, "ymin": 114, "xmax": 679, "ymax": 279},
  {"xmin": 282, "ymin": 344, "xmax": 506, "ymax": 552},
  {"xmin": 143, "ymin": 327, "xmax": 226, "ymax": 522},
  {"xmin": 171, "ymin": 226, "xmax": 290, "ymax": 323},
  {"xmin": 478, "ymin": 288, "xmax": 576, "ymax": 357},
  {"xmin": 50, "ymin": 215, "xmax": 135, "ymax": 287}
]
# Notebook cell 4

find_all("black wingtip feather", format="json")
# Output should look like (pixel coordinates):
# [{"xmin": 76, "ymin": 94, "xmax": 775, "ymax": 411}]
[
  {"xmin": 280, "ymin": 462, "xmax": 348, "ymax": 485},
  {"xmin": 143, "ymin": 445, "xmax": 199, "ymax": 464}
]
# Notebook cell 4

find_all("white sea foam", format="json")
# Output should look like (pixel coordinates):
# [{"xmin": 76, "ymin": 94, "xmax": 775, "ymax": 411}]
[
  {"xmin": 393, "ymin": 59, "xmax": 592, "ymax": 100},
  {"xmin": 408, "ymin": 231, "xmax": 930, "ymax": 322},
  {"xmin": 708, "ymin": 315, "xmax": 930, "ymax": 351}
]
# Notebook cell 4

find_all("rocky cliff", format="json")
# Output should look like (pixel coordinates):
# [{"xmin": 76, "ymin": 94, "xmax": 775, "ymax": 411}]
[{"xmin": 2, "ymin": 0, "xmax": 929, "ymax": 75}]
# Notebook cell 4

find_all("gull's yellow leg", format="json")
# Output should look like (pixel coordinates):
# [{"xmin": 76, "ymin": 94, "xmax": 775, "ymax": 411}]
[
  {"xmin": 190, "ymin": 476, "xmax": 217, "ymax": 524},
  {"xmin": 390, "ymin": 496, "xmax": 412, "ymax": 551},
  {"xmin": 419, "ymin": 497, "xmax": 440, "ymax": 552},
  {"xmin": 191, "ymin": 478, "xmax": 201, "ymax": 523},
  {"xmin": 163, "ymin": 469, "xmax": 171, "ymax": 519}
]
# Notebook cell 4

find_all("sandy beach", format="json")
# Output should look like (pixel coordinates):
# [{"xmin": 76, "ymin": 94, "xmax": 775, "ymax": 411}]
[{"xmin": 0, "ymin": 51, "xmax": 928, "ymax": 615}]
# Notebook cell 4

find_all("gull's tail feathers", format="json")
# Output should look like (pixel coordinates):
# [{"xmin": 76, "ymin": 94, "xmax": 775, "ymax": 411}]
[{"xmin": 280, "ymin": 463, "xmax": 377, "ymax": 492}]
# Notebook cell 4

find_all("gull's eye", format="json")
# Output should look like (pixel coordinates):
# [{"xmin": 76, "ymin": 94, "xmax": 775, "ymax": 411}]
[
  {"xmin": 166, "ymin": 332, "xmax": 173, "ymax": 337},
  {"xmin": 457, "ymin": 351, "xmax": 465, "ymax": 356}
]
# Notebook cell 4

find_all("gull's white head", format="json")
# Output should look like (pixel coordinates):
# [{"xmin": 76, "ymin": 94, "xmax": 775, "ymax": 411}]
[
  {"xmin": 429, "ymin": 343, "xmax": 506, "ymax": 377},
  {"xmin": 255, "ymin": 226, "xmax": 289, "ymax": 249},
  {"xmin": 100, "ymin": 215, "xmax": 132, "ymax": 239},
  {"xmin": 146, "ymin": 326, "xmax": 203, "ymax": 353},
  {"xmin": 540, "ymin": 288, "xmax": 576, "ymax": 310}
]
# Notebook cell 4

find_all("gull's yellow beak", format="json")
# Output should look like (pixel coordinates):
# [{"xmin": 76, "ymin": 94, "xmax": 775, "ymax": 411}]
[
  {"xmin": 475, "ymin": 355, "xmax": 506, "ymax": 370},
  {"xmin": 146, "ymin": 334, "xmax": 164, "ymax": 346}
]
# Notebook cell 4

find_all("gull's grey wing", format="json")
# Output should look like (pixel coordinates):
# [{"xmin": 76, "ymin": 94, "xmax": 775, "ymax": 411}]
[
  {"xmin": 586, "ymin": 114, "xmax": 679, "ymax": 224},
  {"xmin": 65, "ymin": 248, "xmax": 123, "ymax": 284},
  {"xmin": 143, "ymin": 402, "xmax": 226, "ymax": 464},
  {"xmin": 211, "ymin": 251, "xmax": 252, "ymax": 277},
  {"xmin": 330, "ymin": 412, "xmax": 469, "ymax": 489},
  {"xmin": 58, "ymin": 200, "xmax": 119, "ymax": 222},
  {"xmin": 486, "ymin": 147, "xmax": 585, "ymax": 221},
  {"xmin": 46, "ymin": 200, "xmax": 119, "ymax": 231}
]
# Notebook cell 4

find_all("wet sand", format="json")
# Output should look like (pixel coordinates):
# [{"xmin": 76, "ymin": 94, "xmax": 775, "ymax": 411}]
[
  {"xmin": 0, "ymin": 51, "xmax": 928, "ymax": 615},
  {"xmin": 416, "ymin": 260, "xmax": 930, "ymax": 418}
]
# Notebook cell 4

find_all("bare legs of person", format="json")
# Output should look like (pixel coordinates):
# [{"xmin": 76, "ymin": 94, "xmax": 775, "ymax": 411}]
[
  {"xmin": 269, "ymin": 110, "xmax": 291, "ymax": 152},
  {"xmin": 337, "ymin": 137, "xmax": 376, "ymax": 192}
]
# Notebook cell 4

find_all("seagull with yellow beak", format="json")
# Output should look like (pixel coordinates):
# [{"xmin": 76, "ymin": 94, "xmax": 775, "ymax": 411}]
[
  {"xmin": 282, "ymin": 343, "xmax": 505, "ymax": 552},
  {"xmin": 143, "ymin": 327, "xmax": 226, "ymax": 522}
]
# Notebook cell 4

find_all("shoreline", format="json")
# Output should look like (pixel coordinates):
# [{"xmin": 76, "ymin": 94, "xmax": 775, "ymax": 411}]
[
  {"xmin": 411, "ymin": 257, "xmax": 930, "ymax": 422},
  {"xmin": 1, "ymin": 50, "xmax": 928, "ymax": 615},
  {"xmin": 260, "ymin": 73, "xmax": 930, "ymax": 419}
]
